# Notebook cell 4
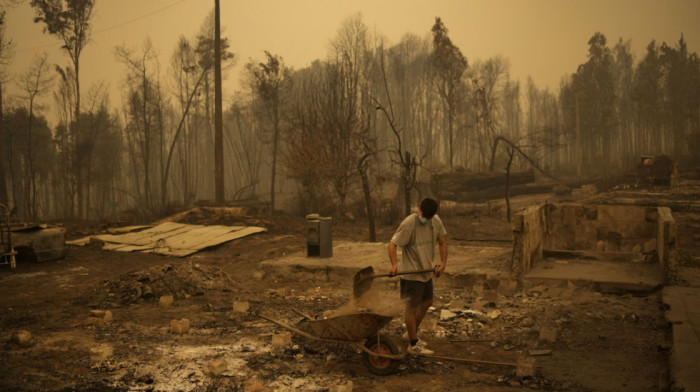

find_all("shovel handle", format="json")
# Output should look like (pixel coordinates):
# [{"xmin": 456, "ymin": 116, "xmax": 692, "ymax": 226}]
[{"xmin": 373, "ymin": 267, "xmax": 437, "ymax": 279}]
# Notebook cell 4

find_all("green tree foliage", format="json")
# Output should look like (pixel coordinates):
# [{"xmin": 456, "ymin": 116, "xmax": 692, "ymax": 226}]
[
  {"xmin": 660, "ymin": 35, "xmax": 700, "ymax": 160},
  {"xmin": 631, "ymin": 40, "xmax": 665, "ymax": 153},
  {"xmin": 561, "ymin": 32, "xmax": 617, "ymax": 173},
  {"xmin": 430, "ymin": 17, "xmax": 467, "ymax": 169},
  {"xmin": 1, "ymin": 107, "xmax": 54, "ymax": 219},
  {"xmin": 246, "ymin": 51, "xmax": 290, "ymax": 212},
  {"xmin": 31, "ymin": 0, "xmax": 94, "ymax": 218}
]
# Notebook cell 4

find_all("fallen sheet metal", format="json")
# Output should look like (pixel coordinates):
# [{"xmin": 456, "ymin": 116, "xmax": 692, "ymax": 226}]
[{"xmin": 66, "ymin": 222, "xmax": 266, "ymax": 257}]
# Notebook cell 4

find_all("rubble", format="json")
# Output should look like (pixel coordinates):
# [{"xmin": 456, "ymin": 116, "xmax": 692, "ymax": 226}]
[{"xmin": 76, "ymin": 262, "xmax": 235, "ymax": 307}]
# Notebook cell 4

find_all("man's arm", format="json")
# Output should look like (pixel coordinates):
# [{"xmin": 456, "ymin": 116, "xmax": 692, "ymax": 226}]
[
  {"xmin": 435, "ymin": 236, "xmax": 447, "ymax": 277},
  {"xmin": 388, "ymin": 241, "xmax": 398, "ymax": 276}
]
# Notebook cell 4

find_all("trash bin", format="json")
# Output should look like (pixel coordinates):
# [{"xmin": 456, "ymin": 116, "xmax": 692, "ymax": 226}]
[{"xmin": 306, "ymin": 214, "xmax": 332, "ymax": 258}]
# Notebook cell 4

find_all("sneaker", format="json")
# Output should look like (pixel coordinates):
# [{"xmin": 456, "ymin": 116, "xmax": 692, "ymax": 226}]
[
  {"xmin": 407, "ymin": 344, "xmax": 434, "ymax": 356},
  {"xmin": 416, "ymin": 339, "xmax": 429, "ymax": 348}
]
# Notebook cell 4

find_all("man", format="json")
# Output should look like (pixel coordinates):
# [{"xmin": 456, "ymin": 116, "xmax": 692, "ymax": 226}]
[{"xmin": 389, "ymin": 198, "xmax": 447, "ymax": 355}]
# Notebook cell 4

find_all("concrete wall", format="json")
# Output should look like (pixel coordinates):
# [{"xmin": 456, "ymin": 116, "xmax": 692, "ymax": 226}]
[
  {"xmin": 510, "ymin": 206, "xmax": 545, "ymax": 278},
  {"xmin": 542, "ymin": 204, "xmax": 657, "ymax": 252},
  {"xmin": 657, "ymin": 207, "xmax": 677, "ymax": 279},
  {"xmin": 511, "ymin": 203, "xmax": 676, "ymax": 280}
]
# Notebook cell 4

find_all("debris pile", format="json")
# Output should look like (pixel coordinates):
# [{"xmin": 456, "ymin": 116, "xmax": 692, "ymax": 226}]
[{"xmin": 76, "ymin": 262, "xmax": 235, "ymax": 307}]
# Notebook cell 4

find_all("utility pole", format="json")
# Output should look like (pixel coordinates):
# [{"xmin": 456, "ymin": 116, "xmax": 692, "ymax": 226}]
[
  {"xmin": 575, "ymin": 92, "xmax": 582, "ymax": 178},
  {"xmin": 214, "ymin": 0, "xmax": 224, "ymax": 204}
]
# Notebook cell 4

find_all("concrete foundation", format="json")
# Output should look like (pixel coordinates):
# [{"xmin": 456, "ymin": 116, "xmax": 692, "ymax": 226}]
[{"xmin": 512, "ymin": 203, "xmax": 676, "ymax": 283}]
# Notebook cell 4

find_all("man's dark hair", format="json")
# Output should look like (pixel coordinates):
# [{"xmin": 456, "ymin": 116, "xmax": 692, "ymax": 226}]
[{"xmin": 420, "ymin": 198, "xmax": 439, "ymax": 219}]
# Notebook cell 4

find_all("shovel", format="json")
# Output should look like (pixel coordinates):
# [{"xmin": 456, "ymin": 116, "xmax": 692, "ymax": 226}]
[{"xmin": 353, "ymin": 266, "xmax": 436, "ymax": 298}]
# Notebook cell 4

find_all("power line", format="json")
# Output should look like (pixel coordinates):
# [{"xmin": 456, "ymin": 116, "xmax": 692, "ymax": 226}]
[{"xmin": 17, "ymin": 0, "xmax": 190, "ymax": 53}]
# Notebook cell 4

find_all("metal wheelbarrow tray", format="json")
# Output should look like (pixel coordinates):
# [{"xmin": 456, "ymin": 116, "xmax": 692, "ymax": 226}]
[{"xmin": 260, "ymin": 309, "xmax": 404, "ymax": 375}]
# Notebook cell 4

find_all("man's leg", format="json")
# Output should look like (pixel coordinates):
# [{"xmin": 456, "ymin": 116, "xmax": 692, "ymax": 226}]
[
  {"xmin": 405, "ymin": 303, "xmax": 419, "ymax": 341},
  {"xmin": 414, "ymin": 298, "xmax": 434, "ymax": 333}
]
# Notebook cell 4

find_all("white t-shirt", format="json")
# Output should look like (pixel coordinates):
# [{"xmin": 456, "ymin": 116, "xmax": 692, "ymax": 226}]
[{"xmin": 391, "ymin": 214, "xmax": 447, "ymax": 282}]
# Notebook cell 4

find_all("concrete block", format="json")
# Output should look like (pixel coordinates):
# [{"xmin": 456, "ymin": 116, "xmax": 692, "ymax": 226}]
[
  {"xmin": 233, "ymin": 301, "xmax": 250, "ymax": 313},
  {"xmin": 538, "ymin": 327, "xmax": 557, "ymax": 343},
  {"xmin": 277, "ymin": 287, "xmax": 290, "ymax": 297},
  {"xmin": 88, "ymin": 310, "xmax": 106, "ymax": 318},
  {"xmin": 85, "ymin": 316, "xmax": 105, "ymax": 328},
  {"xmin": 253, "ymin": 270, "xmax": 265, "ymax": 280},
  {"xmin": 204, "ymin": 358, "xmax": 228, "ymax": 376},
  {"xmin": 103, "ymin": 310, "xmax": 113, "ymax": 322},
  {"xmin": 170, "ymin": 318, "xmax": 191, "ymax": 335},
  {"xmin": 90, "ymin": 344, "xmax": 113, "ymax": 362},
  {"xmin": 271, "ymin": 332, "xmax": 292, "ymax": 347},
  {"xmin": 330, "ymin": 381, "xmax": 353, "ymax": 392},
  {"xmin": 159, "ymin": 295, "xmax": 174, "ymax": 308},
  {"xmin": 11, "ymin": 330, "xmax": 31, "ymax": 345},
  {"xmin": 516, "ymin": 358, "xmax": 536, "ymax": 378}
]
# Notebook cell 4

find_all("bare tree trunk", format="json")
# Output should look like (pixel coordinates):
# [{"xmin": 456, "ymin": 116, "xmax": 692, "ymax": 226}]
[
  {"xmin": 505, "ymin": 147, "xmax": 514, "ymax": 223},
  {"xmin": 358, "ymin": 153, "xmax": 376, "ymax": 242},
  {"xmin": 214, "ymin": 0, "xmax": 224, "ymax": 204},
  {"xmin": 0, "ymin": 81, "xmax": 7, "ymax": 206}
]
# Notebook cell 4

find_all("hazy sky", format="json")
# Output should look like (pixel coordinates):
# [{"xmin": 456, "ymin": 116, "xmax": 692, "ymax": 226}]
[{"xmin": 4, "ymin": 0, "xmax": 700, "ymax": 124}]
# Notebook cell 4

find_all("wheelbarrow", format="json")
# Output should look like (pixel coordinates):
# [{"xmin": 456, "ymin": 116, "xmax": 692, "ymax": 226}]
[{"xmin": 260, "ymin": 308, "xmax": 405, "ymax": 375}]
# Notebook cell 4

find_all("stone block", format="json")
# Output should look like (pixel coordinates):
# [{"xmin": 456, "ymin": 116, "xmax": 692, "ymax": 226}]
[
  {"xmin": 90, "ymin": 344, "xmax": 113, "ymax": 362},
  {"xmin": 88, "ymin": 310, "xmax": 106, "ymax": 318},
  {"xmin": 330, "ymin": 381, "xmax": 354, "ymax": 392},
  {"xmin": 272, "ymin": 332, "xmax": 292, "ymax": 347},
  {"xmin": 538, "ymin": 327, "xmax": 557, "ymax": 343},
  {"xmin": 516, "ymin": 358, "xmax": 536, "ymax": 378},
  {"xmin": 159, "ymin": 295, "xmax": 174, "ymax": 308},
  {"xmin": 277, "ymin": 287, "xmax": 290, "ymax": 297},
  {"xmin": 85, "ymin": 316, "xmax": 105, "ymax": 328},
  {"xmin": 204, "ymin": 358, "xmax": 228, "ymax": 376},
  {"xmin": 170, "ymin": 318, "xmax": 191, "ymax": 335},
  {"xmin": 233, "ymin": 301, "xmax": 250, "ymax": 313},
  {"xmin": 11, "ymin": 330, "xmax": 31, "ymax": 345}
]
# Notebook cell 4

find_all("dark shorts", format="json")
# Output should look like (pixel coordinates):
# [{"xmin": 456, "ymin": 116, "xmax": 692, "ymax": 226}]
[{"xmin": 400, "ymin": 278, "xmax": 433, "ymax": 307}]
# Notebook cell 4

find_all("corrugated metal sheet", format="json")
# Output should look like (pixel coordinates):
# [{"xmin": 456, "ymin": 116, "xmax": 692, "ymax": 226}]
[{"xmin": 67, "ymin": 222, "xmax": 266, "ymax": 257}]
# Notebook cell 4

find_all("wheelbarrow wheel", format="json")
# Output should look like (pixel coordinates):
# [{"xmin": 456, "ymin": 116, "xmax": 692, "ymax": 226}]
[{"xmin": 362, "ymin": 335, "xmax": 400, "ymax": 375}]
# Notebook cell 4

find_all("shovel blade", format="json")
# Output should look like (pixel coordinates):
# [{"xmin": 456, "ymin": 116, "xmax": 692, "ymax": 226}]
[{"xmin": 353, "ymin": 266, "xmax": 375, "ymax": 298}]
